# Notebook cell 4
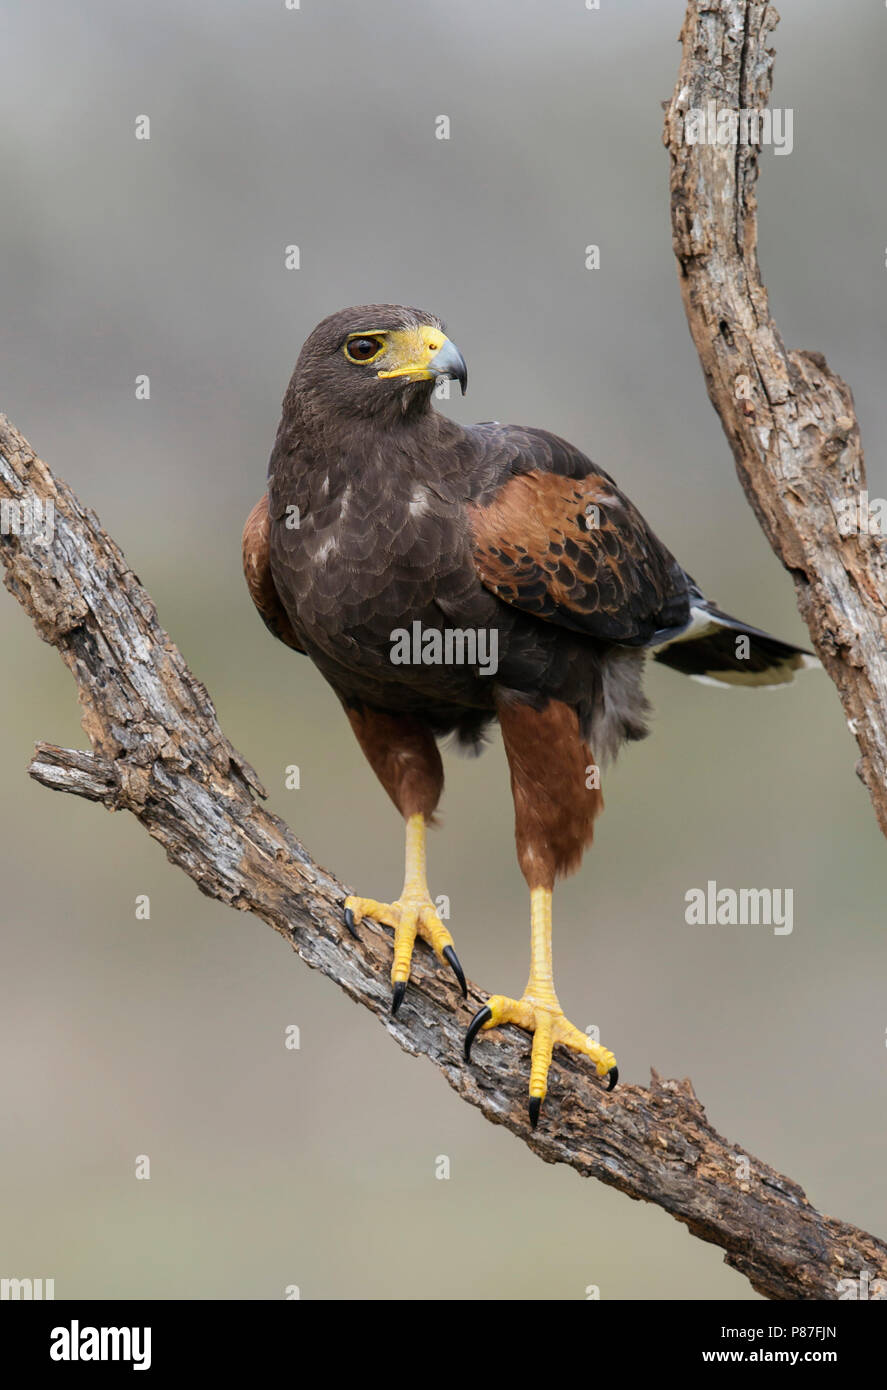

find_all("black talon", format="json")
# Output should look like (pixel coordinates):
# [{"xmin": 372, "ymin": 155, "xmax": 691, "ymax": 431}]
[
  {"xmin": 528, "ymin": 1097, "xmax": 541, "ymax": 1129},
  {"xmin": 463, "ymin": 1004, "xmax": 492, "ymax": 1062},
  {"xmin": 442, "ymin": 945, "xmax": 467, "ymax": 998},
  {"xmin": 343, "ymin": 907, "xmax": 360, "ymax": 940},
  {"xmin": 391, "ymin": 981, "xmax": 407, "ymax": 1016},
  {"xmin": 606, "ymin": 1066, "xmax": 619, "ymax": 1092}
]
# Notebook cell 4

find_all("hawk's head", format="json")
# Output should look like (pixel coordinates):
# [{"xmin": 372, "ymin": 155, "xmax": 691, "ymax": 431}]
[{"xmin": 291, "ymin": 304, "xmax": 467, "ymax": 423}]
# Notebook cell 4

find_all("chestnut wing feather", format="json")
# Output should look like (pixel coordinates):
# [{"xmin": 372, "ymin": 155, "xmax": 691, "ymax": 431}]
[{"xmin": 467, "ymin": 428, "xmax": 690, "ymax": 646}]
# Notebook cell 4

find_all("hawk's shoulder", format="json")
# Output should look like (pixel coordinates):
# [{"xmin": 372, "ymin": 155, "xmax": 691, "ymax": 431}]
[
  {"xmin": 465, "ymin": 424, "xmax": 691, "ymax": 646},
  {"xmin": 242, "ymin": 493, "xmax": 305, "ymax": 652}
]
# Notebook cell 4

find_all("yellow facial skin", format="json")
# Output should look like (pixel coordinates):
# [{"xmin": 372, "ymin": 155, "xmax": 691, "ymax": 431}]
[{"xmin": 343, "ymin": 325, "xmax": 449, "ymax": 383}]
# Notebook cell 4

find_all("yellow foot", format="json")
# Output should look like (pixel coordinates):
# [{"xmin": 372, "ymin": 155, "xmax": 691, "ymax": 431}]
[
  {"xmin": 464, "ymin": 994, "xmax": 618, "ymax": 1128},
  {"xmin": 343, "ymin": 893, "xmax": 467, "ymax": 1014}
]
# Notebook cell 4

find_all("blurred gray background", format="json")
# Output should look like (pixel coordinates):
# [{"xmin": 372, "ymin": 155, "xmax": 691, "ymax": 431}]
[{"xmin": 2, "ymin": 0, "xmax": 885, "ymax": 1300}]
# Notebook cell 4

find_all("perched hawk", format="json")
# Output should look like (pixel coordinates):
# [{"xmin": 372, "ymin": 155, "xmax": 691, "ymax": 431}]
[{"xmin": 243, "ymin": 304, "xmax": 815, "ymax": 1126}]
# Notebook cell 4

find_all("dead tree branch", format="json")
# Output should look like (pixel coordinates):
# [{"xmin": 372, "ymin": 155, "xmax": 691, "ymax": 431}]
[
  {"xmin": 664, "ymin": 0, "xmax": 887, "ymax": 835},
  {"xmin": 2, "ymin": 406, "xmax": 884, "ymax": 1298}
]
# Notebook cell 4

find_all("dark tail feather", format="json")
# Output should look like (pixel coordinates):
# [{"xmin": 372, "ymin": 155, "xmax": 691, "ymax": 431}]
[{"xmin": 652, "ymin": 603, "xmax": 819, "ymax": 687}]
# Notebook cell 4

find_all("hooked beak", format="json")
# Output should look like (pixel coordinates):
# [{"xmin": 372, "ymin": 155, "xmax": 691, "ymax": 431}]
[{"xmin": 426, "ymin": 338, "xmax": 468, "ymax": 396}]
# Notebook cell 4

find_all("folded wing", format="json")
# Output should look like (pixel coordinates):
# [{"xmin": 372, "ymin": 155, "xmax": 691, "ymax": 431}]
[{"xmin": 467, "ymin": 426, "xmax": 691, "ymax": 646}]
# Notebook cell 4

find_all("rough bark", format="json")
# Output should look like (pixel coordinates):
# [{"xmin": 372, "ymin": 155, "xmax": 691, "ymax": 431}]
[
  {"xmin": 663, "ymin": 0, "xmax": 887, "ymax": 835},
  {"xmin": 2, "ymin": 406, "xmax": 885, "ymax": 1299}
]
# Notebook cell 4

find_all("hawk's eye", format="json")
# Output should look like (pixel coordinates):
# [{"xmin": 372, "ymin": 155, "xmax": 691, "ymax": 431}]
[{"xmin": 345, "ymin": 336, "xmax": 384, "ymax": 363}]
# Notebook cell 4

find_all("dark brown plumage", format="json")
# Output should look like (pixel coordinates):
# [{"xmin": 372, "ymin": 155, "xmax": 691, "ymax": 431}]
[{"xmin": 243, "ymin": 303, "xmax": 815, "ymax": 1124}]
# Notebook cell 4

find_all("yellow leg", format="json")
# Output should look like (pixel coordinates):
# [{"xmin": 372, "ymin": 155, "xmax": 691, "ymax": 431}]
[
  {"xmin": 344, "ymin": 813, "xmax": 466, "ymax": 1013},
  {"xmin": 464, "ymin": 887, "xmax": 618, "ymax": 1127}
]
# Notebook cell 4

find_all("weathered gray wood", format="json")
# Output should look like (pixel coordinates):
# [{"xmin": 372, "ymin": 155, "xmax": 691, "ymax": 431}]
[{"xmin": 664, "ymin": 0, "xmax": 887, "ymax": 835}]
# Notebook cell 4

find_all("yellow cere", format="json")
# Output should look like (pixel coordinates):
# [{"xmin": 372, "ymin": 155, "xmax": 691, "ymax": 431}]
[{"xmin": 376, "ymin": 325, "xmax": 447, "ymax": 382}]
